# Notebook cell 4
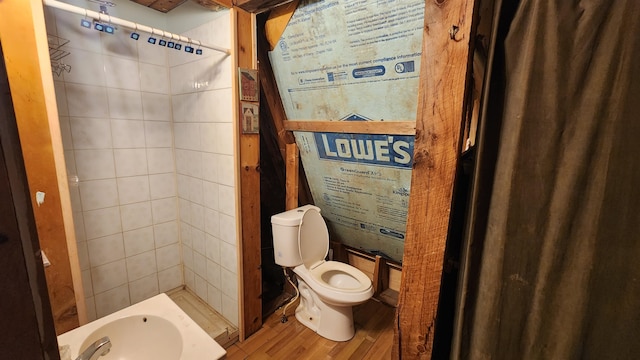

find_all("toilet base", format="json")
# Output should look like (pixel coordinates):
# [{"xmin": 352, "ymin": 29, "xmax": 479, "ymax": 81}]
[{"xmin": 295, "ymin": 279, "xmax": 355, "ymax": 342}]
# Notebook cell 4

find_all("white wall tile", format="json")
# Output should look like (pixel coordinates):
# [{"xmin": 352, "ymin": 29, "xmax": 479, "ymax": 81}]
[
  {"xmin": 129, "ymin": 273, "xmax": 159, "ymax": 304},
  {"xmin": 153, "ymin": 221, "xmax": 178, "ymax": 248},
  {"xmin": 195, "ymin": 274, "xmax": 207, "ymax": 300},
  {"xmin": 79, "ymin": 179, "xmax": 118, "ymax": 211},
  {"xmin": 138, "ymin": 40, "xmax": 168, "ymax": 66},
  {"xmin": 217, "ymin": 154, "xmax": 235, "ymax": 187},
  {"xmin": 201, "ymin": 55, "xmax": 232, "ymax": 90},
  {"xmin": 182, "ymin": 244, "xmax": 193, "ymax": 270},
  {"xmin": 202, "ymin": 181, "xmax": 219, "ymax": 210},
  {"xmin": 54, "ymin": 11, "xmax": 102, "ymax": 53},
  {"xmin": 111, "ymin": 120, "xmax": 145, "ymax": 148},
  {"xmin": 171, "ymin": 93, "xmax": 198, "ymax": 122},
  {"xmin": 82, "ymin": 269, "xmax": 93, "ymax": 297},
  {"xmin": 199, "ymin": 88, "xmax": 232, "ymax": 123},
  {"xmin": 75, "ymin": 149, "xmax": 115, "ymax": 181},
  {"xmin": 59, "ymin": 117, "xmax": 73, "ymax": 150},
  {"xmin": 85, "ymin": 296, "xmax": 97, "ymax": 323},
  {"xmin": 204, "ymin": 208, "xmax": 220, "ymax": 237},
  {"xmin": 87, "ymin": 233, "xmax": 125, "ymax": 267},
  {"xmin": 174, "ymin": 149, "xmax": 189, "ymax": 175},
  {"xmin": 219, "ymin": 241, "xmax": 237, "ymax": 273},
  {"xmin": 144, "ymin": 121, "xmax": 173, "ymax": 147},
  {"xmin": 199, "ymin": 123, "xmax": 216, "ymax": 153},
  {"xmin": 117, "ymin": 176, "xmax": 150, "ymax": 204},
  {"xmin": 205, "ymin": 233, "xmax": 220, "ymax": 263},
  {"xmin": 83, "ymin": 207, "xmax": 122, "ymax": 240},
  {"xmin": 107, "ymin": 88, "xmax": 143, "ymax": 120},
  {"xmin": 186, "ymin": 151, "xmax": 203, "ymax": 178},
  {"xmin": 140, "ymin": 63, "xmax": 170, "ymax": 94},
  {"xmin": 215, "ymin": 123, "xmax": 234, "ymax": 155},
  {"xmin": 218, "ymin": 185, "xmax": 235, "ymax": 216},
  {"xmin": 114, "ymin": 149, "xmax": 148, "ymax": 177},
  {"xmin": 54, "ymin": 81, "xmax": 69, "ymax": 117},
  {"xmin": 91, "ymin": 259, "xmax": 128, "ymax": 294},
  {"xmin": 188, "ymin": 177, "xmax": 203, "ymax": 204},
  {"xmin": 76, "ymin": 240, "xmax": 90, "ymax": 270},
  {"xmin": 95, "ymin": 284, "xmax": 130, "ymax": 318},
  {"xmin": 219, "ymin": 213, "xmax": 236, "ymax": 246},
  {"xmin": 190, "ymin": 203, "xmax": 204, "ymax": 230},
  {"xmin": 123, "ymin": 226, "xmax": 155, "ymax": 257},
  {"xmin": 207, "ymin": 284, "xmax": 222, "ymax": 313},
  {"xmin": 120, "ymin": 202, "xmax": 153, "ymax": 231},
  {"xmin": 61, "ymin": 48, "xmax": 106, "ymax": 87},
  {"xmin": 147, "ymin": 148, "xmax": 174, "ymax": 174},
  {"xmin": 192, "ymin": 228, "xmax": 205, "ymax": 255},
  {"xmin": 174, "ymin": 123, "xmax": 201, "ymax": 150},
  {"xmin": 180, "ymin": 221, "xmax": 191, "ymax": 248},
  {"xmin": 220, "ymin": 267, "xmax": 237, "ymax": 301},
  {"xmin": 105, "ymin": 55, "xmax": 140, "ymax": 91},
  {"xmin": 221, "ymin": 293, "xmax": 238, "ymax": 327},
  {"xmin": 102, "ymin": 27, "xmax": 138, "ymax": 61},
  {"xmin": 156, "ymin": 243, "xmax": 181, "ymax": 271},
  {"xmin": 184, "ymin": 267, "xmax": 195, "ymax": 291},
  {"xmin": 176, "ymin": 174, "xmax": 190, "ymax": 199},
  {"xmin": 142, "ymin": 93, "xmax": 172, "ymax": 121},
  {"xmin": 73, "ymin": 210, "xmax": 86, "ymax": 242},
  {"xmin": 152, "ymin": 198, "xmax": 177, "ymax": 223},
  {"xmin": 202, "ymin": 153, "xmax": 219, "ymax": 183},
  {"xmin": 193, "ymin": 252, "xmax": 206, "ymax": 279},
  {"xmin": 206, "ymin": 259, "xmax": 220, "ymax": 288},
  {"xmin": 70, "ymin": 117, "xmax": 112, "ymax": 149},
  {"xmin": 149, "ymin": 173, "xmax": 176, "ymax": 199},
  {"xmin": 158, "ymin": 265, "xmax": 182, "ymax": 293},
  {"xmin": 65, "ymin": 83, "xmax": 109, "ymax": 118},
  {"xmin": 179, "ymin": 200, "xmax": 192, "ymax": 227},
  {"xmin": 126, "ymin": 250, "xmax": 157, "ymax": 282}
]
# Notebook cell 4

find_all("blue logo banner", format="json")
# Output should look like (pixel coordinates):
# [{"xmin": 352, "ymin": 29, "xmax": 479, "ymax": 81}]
[{"xmin": 314, "ymin": 133, "xmax": 414, "ymax": 168}]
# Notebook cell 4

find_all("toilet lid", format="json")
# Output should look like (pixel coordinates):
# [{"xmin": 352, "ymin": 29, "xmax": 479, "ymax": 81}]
[{"xmin": 298, "ymin": 208, "xmax": 329, "ymax": 269}]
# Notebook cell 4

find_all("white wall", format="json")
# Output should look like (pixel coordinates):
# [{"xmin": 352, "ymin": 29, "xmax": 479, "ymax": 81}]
[
  {"xmin": 44, "ymin": 3, "xmax": 237, "ymax": 326},
  {"xmin": 170, "ymin": 15, "xmax": 239, "ymax": 327}
]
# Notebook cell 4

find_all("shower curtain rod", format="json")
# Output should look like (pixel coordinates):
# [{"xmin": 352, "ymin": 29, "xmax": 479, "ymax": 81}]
[{"xmin": 42, "ymin": 0, "xmax": 231, "ymax": 55}]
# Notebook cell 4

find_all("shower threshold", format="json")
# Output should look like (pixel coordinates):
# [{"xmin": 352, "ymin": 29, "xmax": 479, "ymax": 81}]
[{"xmin": 166, "ymin": 286, "xmax": 239, "ymax": 348}]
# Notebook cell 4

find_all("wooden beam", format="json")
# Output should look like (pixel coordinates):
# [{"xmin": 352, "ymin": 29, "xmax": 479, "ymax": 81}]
[
  {"xmin": 0, "ymin": 0, "xmax": 85, "ymax": 333},
  {"xmin": 264, "ymin": 0, "xmax": 299, "ymax": 50},
  {"xmin": 285, "ymin": 143, "xmax": 299, "ymax": 210},
  {"xmin": 285, "ymin": 120, "xmax": 416, "ymax": 135},
  {"xmin": 233, "ymin": 0, "xmax": 293, "ymax": 13},
  {"xmin": 393, "ymin": 0, "xmax": 479, "ymax": 358},
  {"xmin": 373, "ymin": 255, "xmax": 390, "ymax": 297},
  {"xmin": 234, "ymin": 7, "xmax": 262, "ymax": 340}
]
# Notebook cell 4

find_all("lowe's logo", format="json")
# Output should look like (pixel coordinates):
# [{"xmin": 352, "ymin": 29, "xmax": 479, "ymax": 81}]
[{"xmin": 314, "ymin": 133, "xmax": 414, "ymax": 168}]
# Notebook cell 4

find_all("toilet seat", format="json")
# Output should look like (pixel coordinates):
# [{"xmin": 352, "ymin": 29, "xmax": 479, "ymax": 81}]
[{"xmin": 295, "ymin": 209, "xmax": 373, "ymax": 305}]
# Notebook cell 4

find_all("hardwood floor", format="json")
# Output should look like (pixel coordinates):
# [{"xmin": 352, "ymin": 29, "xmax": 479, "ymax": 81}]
[{"xmin": 225, "ymin": 299, "xmax": 396, "ymax": 359}]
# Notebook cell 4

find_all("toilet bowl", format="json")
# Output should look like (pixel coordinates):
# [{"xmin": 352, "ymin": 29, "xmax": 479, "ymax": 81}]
[{"xmin": 271, "ymin": 205, "xmax": 374, "ymax": 341}]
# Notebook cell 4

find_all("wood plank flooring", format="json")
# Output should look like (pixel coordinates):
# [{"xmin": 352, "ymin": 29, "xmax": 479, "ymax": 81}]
[{"xmin": 224, "ymin": 299, "xmax": 396, "ymax": 359}]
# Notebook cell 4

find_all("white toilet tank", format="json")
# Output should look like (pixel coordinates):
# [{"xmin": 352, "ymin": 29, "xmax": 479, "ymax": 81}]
[{"xmin": 271, "ymin": 205, "xmax": 321, "ymax": 267}]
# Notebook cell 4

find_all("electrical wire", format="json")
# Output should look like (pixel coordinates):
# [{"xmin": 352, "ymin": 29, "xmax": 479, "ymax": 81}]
[{"xmin": 281, "ymin": 267, "xmax": 299, "ymax": 323}]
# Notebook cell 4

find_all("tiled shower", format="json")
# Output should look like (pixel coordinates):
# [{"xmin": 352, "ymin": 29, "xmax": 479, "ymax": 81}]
[{"xmin": 45, "ymin": 2, "xmax": 238, "ymax": 327}]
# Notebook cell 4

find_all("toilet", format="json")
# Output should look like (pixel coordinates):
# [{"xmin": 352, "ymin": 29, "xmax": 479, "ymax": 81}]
[{"xmin": 271, "ymin": 205, "xmax": 374, "ymax": 341}]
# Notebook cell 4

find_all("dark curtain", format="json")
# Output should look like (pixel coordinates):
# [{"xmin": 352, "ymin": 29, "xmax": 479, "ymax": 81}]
[{"xmin": 454, "ymin": 0, "xmax": 640, "ymax": 358}]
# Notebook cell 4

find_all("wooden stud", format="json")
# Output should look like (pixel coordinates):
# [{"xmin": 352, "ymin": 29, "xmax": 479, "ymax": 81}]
[
  {"xmin": 393, "ymin": 0, "xmax": 480, "ymax": 358},
  {"xmin": 285, "ymin": 143, "xmax": 299, "ymax": 210},
  {"xmin": 373, "ymin": 255, "xmax": 390, "ymax": 297},
  {"xmin": 285, "ymin": 120, "xmax": 416, "ymax": 135},
  {"xmin": 0, "ymin": 0, "xmax": 85, "ymax": 333},
  {"xmin": 234, "ymin": 7, "xmax": 262, "ymax": 340}
]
